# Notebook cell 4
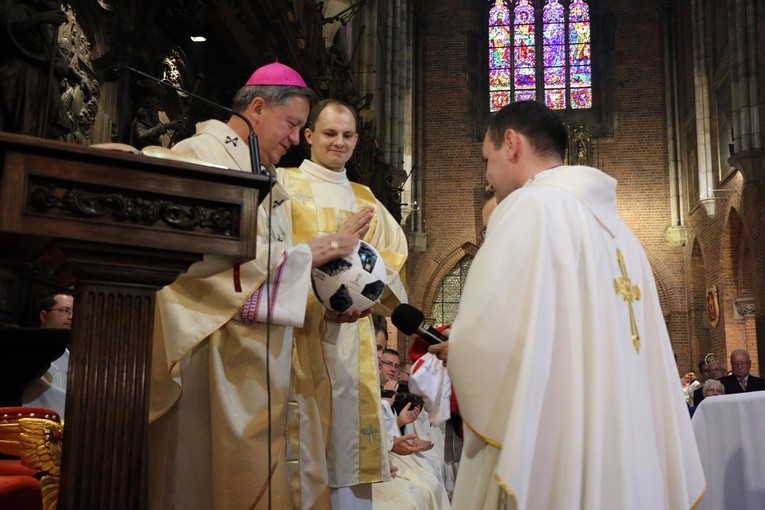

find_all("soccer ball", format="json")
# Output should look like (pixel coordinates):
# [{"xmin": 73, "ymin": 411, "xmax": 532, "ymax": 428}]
[{"xmin": 311, "ymin": 240, "xmax": 387, "ymax": 313}]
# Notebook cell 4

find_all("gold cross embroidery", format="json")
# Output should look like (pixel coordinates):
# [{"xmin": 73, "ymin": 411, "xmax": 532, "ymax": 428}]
[
  {"xmin": 360, "ymin": 424, "xmax": 379, "ymax": 444},
  {"xmin": 292, "ymin": 187, "xmax": 311, "ymax": 205},
  {"xmin": 335, "ymin": 210, "xmax": 350, "ymax": 226},
  {"xmin": 613, "ymin": 248, "xmax": 641, "ymax": 353}
]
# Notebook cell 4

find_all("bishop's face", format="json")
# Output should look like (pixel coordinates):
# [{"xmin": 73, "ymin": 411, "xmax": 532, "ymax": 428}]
[{"xmin": 254, "ymin": 95, "xmax": 311, "ymax": 166}]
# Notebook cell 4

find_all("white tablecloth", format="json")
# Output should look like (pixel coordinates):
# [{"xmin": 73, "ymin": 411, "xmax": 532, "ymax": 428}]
[{"xmin": 692, "ymin": 391, "xmax": 765, "ymax": 510}]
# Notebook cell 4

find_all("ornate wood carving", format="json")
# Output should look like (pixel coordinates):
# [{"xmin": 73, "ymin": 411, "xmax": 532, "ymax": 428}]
[{"xmin": 28, "ymin": 180, "xmax": 238, "ymax": 236}]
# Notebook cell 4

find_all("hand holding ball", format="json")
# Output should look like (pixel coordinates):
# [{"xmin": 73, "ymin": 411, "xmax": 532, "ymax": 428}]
[{"xmin": 312, "ymin": 240, "xmax": 386, "ymax": 313}]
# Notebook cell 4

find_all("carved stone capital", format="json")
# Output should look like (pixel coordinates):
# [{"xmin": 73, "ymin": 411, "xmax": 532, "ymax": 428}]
[
  {"xmin": 665, "ymin": 225, "xmax": 687, "ymax": 247},
  {"xmin": 734, "ymin": 297, "xmax": 756, "ymax": 320}
]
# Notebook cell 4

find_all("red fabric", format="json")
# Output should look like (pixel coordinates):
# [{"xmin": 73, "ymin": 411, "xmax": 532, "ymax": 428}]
[
  {"xmin": 0, "ymin": 473, "xmax": 42, "ymax": 510},
  {"xmin": 0, "ymin": 460, "xmax": 38, "ymax": 477},
  {"xmin": 408, "ymin": 323, "xmax": 451, "ymax": 362},
  {"xmin": 0, "ymin": 407, "xmax": 60, "ymax": 419}
]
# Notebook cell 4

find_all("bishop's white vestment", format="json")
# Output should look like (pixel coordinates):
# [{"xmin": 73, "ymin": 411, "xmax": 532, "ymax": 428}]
[
  {"xmin": 148, "ymin": 120, "xmax": 313, "ymax": 510},
  {"xmin": 280, "ymin": 161, "xmax": 408, "ymax": 508},
  {"xmin": 448, "ymin": 166, "xmax": 706, "ymax": 509}
]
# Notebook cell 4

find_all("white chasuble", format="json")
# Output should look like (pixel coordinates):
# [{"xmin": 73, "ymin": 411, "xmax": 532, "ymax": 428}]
[
  {"xmin": 448, "ymin": 166, "xmax": 706, "ymax": 510},
  {"xmin": 148, "ymin": 127, "xmax": 314, "ymax": 510},
  {"xmin": 280, "ymin": 162, "xmax": 408, "ymax": 508}
]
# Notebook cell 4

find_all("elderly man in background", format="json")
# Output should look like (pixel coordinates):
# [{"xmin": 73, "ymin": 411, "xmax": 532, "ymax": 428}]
[{"xmin": 719, "ymin": 349, "xmax": 765, "ymax": 395}]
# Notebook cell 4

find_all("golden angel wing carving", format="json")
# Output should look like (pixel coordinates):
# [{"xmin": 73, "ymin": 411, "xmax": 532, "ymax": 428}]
[{"xmin": 19, "ymin": 417, "xmax": 64, "ymax": 477}]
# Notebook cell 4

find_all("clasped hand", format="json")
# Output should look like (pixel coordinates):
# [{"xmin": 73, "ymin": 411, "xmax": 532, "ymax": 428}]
[{"xmin": 391, "ymin": 434, "xmax": 433, "ymax": 456}]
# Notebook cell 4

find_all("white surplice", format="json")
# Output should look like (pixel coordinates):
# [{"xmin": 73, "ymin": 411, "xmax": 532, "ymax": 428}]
[
  {"xmin": 448, "ymin": 166, "xmax": 706, "ymax": 509},
  {"xmin": 22, "ymin": 348, "xmax": 69, "ymax": 416}
]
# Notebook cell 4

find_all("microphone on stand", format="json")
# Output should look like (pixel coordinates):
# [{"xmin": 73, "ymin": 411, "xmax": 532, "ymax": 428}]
[{"xmin": 103, "ymin": 64, "xmax": 265, "ymax": 177}]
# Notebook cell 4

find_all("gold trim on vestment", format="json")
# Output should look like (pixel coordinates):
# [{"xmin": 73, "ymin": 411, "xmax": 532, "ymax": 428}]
[
  {"xmin": 284, "ymin": 167, "xmax": 386, "ymax": 492},
  {"xmin": 690, "ymin": 485, "xmax": 707, "ymax": 510},
  {"xmin": 494, "ymin": 474, "xmax": 519, "ymax": 510},
  {"xmin": 463, "ymin": 418, "xmax": 503, "ymax": 448},
  {"xmin": 284, "ymin": 167, "xmax": 379, "ymax": 244},
  {"xmin": 356, "ymin": 314, "xmax": 384, "ymax": 482}
]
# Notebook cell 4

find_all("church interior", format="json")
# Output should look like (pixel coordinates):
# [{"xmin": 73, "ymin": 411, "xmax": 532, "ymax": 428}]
[{"xmin": 0, "ymin": 0, "xmax": 763, "ymax": 508}]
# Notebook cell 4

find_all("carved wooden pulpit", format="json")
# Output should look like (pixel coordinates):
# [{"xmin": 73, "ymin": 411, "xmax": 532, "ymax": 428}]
[{"xmin": 0, "ymin": 132, "xmax": 272, "ymax": 509}]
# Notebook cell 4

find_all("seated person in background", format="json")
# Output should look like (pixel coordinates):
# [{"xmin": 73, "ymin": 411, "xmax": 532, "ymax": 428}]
[
  {"xmin": 681, "ymin": 371, "xmax": 701, "ymax": 407},
  {"xmin": 719, "ymin": 349, "xmax": 765, "ymax": 395},
  {"xmin": 398, "ymin": 361, "xmax": 412, "ymax": 394},
  {"xmin": 694, "ymin": 360, "xmax": 726, "ymax": 406},
  {"xmin": 373, "ymin": 349, "xmax": 450, "ymax": 509},
  {"xmin": 702, "ymin": 379, "xmax": 725, "ymax": 397},
  {"xmin": 689, "ymin": 379, "xmax": 725, "ymax": 417},
  {"xmin": 373, "ymin": 314, "xmax": 388, "ymax": 361},
  {"xmin": 380, "ymin": 347, "xmax": 402, "ymax": 399},
  {"xmin": 22, "ymin": 292, "xmax": 73, "ymax": 416}
]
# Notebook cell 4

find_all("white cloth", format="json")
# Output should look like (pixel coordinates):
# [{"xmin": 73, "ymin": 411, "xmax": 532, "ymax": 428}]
[
  {"xmin": 692, "ymin": 391, "xmax": 765, "ymax": 509},
  {"xmin": 147, "ymin": 120, "xmax": 314, "ymax": 510},
  {"xmin": 408, "ymin": 353, "xmax": 451, "ymax": 426},
  {"xmin": 448, "ymin": 166, "xmax": 706, "ymax": 509},
  {"xmin": 22, "ymin": 348, "xmax": 69, "ymax": 416},
  {"xmin": 684, "ymin": 380, "xmax": 701, "ymax": 406},
  {"xmin": 331, "ymin": 484, "xmax": 373, "ymax": 509},
  {"xmin": 404, "ymin": 409, "xmax": 450, "ymax": 493}
]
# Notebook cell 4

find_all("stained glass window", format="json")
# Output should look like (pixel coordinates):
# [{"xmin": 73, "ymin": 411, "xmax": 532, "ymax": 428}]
[
  {"xmin": 488, "ymin": 0, "xmax": 592, "ymax": 111},
  {"xmin": 430, "ymin": 256, "xmax": 473, "ymax": 325}
]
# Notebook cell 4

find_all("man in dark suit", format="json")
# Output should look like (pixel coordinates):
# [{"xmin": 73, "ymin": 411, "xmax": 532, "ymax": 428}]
[
  {"xmin": 719, "ymin": 349, "xmax": 765, "ymax": 395},
  {"xmin": 694, "ymin": 359, "xmax": 727, "ymax": 406}
]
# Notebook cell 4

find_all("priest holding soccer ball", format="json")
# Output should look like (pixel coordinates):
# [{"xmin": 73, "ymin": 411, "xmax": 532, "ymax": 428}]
[{"xmin": 277, "ymin": 99, "xmax": 408, "ymax": 508}]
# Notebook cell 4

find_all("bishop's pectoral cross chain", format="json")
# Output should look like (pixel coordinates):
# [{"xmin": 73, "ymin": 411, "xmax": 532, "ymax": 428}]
[{"xmin": 613, "ymin": 248, "xmax": 641, "ymax": 353}]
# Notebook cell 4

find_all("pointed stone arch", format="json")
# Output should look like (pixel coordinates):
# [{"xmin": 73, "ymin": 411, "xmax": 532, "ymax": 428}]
[
  {"xmin": 721, "ymin": 207, "xmax": 758, "ymax": 373},
  {"xmin": 420, "ymin": 237, "xmax": 480, "ymax": 320},
  {"xmin": 689, "ymin": 238, "xmax": 711, "ymax": 370}
]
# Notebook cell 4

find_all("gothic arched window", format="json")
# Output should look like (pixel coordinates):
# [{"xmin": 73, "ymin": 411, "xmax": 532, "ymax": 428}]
[
  {"xmin": 489, "ymin": 0, "xmax": 592, "ymax": 112},
  {"xmin": 430, "ymin": 256, "xmax": 473, "ymax": 325}
]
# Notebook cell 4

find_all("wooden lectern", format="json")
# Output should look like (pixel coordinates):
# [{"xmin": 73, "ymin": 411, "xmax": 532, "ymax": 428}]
[{"xmin": 0, "ymin": 132, "xmax": 272, "ymax": 509}]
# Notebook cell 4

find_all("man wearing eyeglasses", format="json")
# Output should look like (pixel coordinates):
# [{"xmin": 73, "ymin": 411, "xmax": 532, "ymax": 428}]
[
  {"xmin": 39, "ymin": 293, "xmax": 74, "ymax": 329},
  {"xmin": 380, "ymin": 349, "xmax": 401, "ymax": 385},
  {"xmin": 22, "ymin": 292, "xmax": 73, "ymax": 415}
]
